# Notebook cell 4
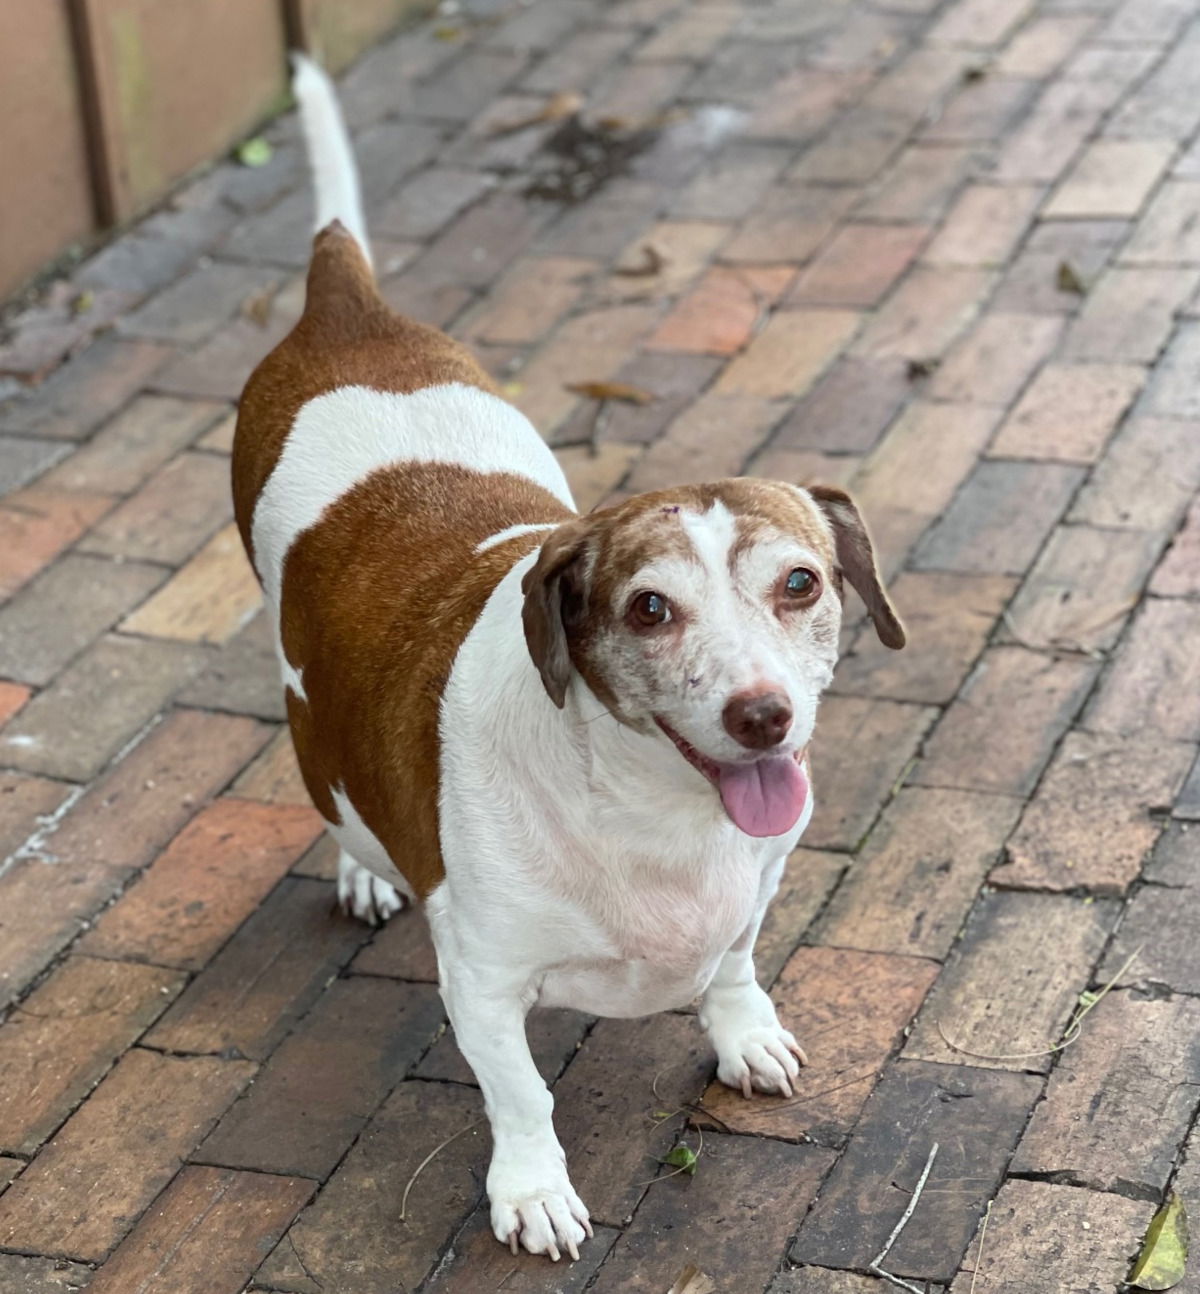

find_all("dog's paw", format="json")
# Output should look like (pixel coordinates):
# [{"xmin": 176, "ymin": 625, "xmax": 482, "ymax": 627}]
[
  {"xmin": 489, "ymin": 1163, "xmax": 592, "ymax": 1261},
  {"xmin": 336, "ymin": 852, "xmax": 404, "ymax": 926},
  {"xmin": 714, "ymin": 1024, "xmax": 808, "ymax": 1099}
]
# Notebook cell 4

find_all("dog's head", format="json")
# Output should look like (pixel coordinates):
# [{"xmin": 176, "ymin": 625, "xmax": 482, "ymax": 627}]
[{"xmin": 522, "ymin": 480, "xmax": 903, "ymax": 839}]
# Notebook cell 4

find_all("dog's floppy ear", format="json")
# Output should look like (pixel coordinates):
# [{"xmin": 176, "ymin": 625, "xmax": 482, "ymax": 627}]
[
  {"xmin": 521, "ymin": 520, "xmax": 593, "ymax": 708},
  {"xmin": 808, "ymin": 485, "xmax": 906, "ymax": 650}
]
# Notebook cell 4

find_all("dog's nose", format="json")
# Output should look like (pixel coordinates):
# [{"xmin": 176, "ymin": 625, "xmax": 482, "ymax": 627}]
[{"xmin": 722, "ymin": 688, "xmax": 793, "ymax": 750}]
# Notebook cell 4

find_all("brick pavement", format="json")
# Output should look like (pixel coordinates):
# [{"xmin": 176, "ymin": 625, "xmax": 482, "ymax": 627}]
[{"xmin": 0, "ymin": 0, "xmax": 1198, "ymax": 1289}]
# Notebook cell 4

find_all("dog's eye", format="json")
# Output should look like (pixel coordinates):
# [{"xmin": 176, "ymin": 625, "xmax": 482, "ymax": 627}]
[
  {"xmin": 629, "ymin": 591, "xmax": 671, "ymax": 627},
  {"xmin": 784, "ymin": 568, "xmax": 819, "ymax": 600}
]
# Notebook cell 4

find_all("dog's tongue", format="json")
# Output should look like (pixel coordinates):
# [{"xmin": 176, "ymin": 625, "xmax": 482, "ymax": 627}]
[{"xmin": 717, "ymin": 756, "xmax": 809, "ymax": 838}]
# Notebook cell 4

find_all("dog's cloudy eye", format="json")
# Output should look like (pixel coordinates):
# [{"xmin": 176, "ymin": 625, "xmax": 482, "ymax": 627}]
[
  {"xmin": 629, "ymin": 591, "xmax": 670, "ymax": 627},
  {"xmin": 785, "ymin": 568, "xmax": 818, "ymax": 599}
]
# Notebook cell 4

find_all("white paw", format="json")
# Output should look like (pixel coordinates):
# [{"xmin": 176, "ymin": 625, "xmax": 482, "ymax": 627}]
[
  {"xmin": 489, "ymin": 1158, "xmax": 592, "ymax": 1261},
  {"xmin": 336, "ymin": 852, "xmax": 404, "ymax": 926},
  {"xmin": 715, "ymin": 1023, "xmax": 808, "ymax": 1099}
]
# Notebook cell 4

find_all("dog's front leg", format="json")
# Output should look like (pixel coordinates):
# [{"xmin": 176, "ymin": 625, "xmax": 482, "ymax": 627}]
[
  {"xmin": 698, "ymin": 860, "xmax": 807, "ymax": 1098},
  {"xmin": 440, "ymin": 969, "xmax": 591, "ymax": 1260}
]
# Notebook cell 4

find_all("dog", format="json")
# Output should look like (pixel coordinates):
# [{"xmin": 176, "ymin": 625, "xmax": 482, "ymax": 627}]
[{"xmin": 231, "ymin": 54, "xmax": 905, "ymax": 1263}]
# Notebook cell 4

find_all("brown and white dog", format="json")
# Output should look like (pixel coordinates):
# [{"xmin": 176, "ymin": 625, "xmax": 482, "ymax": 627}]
[{"xmin": 232, "ymin": 56, "xmax": 905, "ymax": 1263}]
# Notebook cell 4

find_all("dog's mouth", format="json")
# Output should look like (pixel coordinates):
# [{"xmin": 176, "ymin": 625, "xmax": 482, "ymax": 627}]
[{"xmin": 656, "ymin": 718, "xmax": 809, "ymax": 839}]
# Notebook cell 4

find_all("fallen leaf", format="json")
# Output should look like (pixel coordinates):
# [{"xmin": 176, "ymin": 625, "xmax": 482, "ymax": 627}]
[
  {"xmin": 614, "ymin": 244, "xmax": 666, "ymax": 278},
  {"xmin": 905, "ymin": 357, "xmax": 940, "ymax": 380},
  {"xmin": 962, "ymin": 60, "xmax": 991, "ymax": 82},
  {"xmin": 1131, "ymin": 1193, "xmax": 1188, "ymax": 1290},
  {"xmin": 501, "ymin": 380, "xmax": 524, "ymax": 398},
  {"xmin": 663, "ymin": 1144, "xmax": 699, "ymax": 1175},
  {"xmin": 1056, "ymin": 260, "xmax": 1087, "ymax": 295},
  {"xmin": 667, "ymin": 1263, "xmax": 716, "ymax": 1294},
  {"xmin": 71, "ymin": 291, "xmax": 94, "ymax": 316},
  {"xmin": 566, "ymin": 380, "xmax": 656, "ymax": 404},
  {"xmin": 241, "ymin": 285, "xmax": 276, "ymax": 327},
  {"xmin": 489, "ymin": 91, "xmax": 583, "ymax": 137},
  {"xmin": 236, "ymin": 137, "xmax": 273, "ymax": 168},
  {"xmin": 432, "ymin": 23, "xmax": 462, "ymax": 40}
]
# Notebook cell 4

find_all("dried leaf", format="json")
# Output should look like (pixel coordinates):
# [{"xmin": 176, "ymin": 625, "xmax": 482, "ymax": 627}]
[
  {"xmin": 614, "ymin": 244, "xmax": 666, "ymax": 278},
  {"xmin": 667, "ymin": 1263, "xmax": 716, "ymax": 1294},
  {"xmin": 236, "ymin": 137, "xmax": 273, "ymax": 168},
  {"xmin": 501, "ymin": 380, "xmax": 524, "ymax": 398},
  {"xmin": 1131, "ymin": 1193, "xmax": 1188, "ymax": 1290},
  {"xmin": 905, "ymin": 357, "xmax": 940, "ymax": 380},
  {"xmin": 432, "ymin": 23, "xmax": 462, "ymax": 40},
  {"xmin": 663, "ymin": 1144, "xmax": 698, "ymax": 1175},
  {"xmin": 241, "ymin": 286, "xmax": 276, "ymax": 328},
  {"xmin": 489, "ymin": 91, "xmax": 583, "ymax": 137},
  {"xmin": 566, "ymin": 380, "xmax": 656, "ymax": 405},
  {"xmin": 962, "ymin": 61, "xmax": 991, "ymax": 82},
  {"xmin": 1056, "ymin": 260, "xmax": 1087, "ymax": 295},
  {"xmin": 71, "ymin": 291, "xmax": 94, "ymax": 316}
]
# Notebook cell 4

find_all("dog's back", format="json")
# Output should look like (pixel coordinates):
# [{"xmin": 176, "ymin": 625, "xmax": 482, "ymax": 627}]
[{"xmin": 231, "ymin": 56, "xmax": 574, "ymax": 900}]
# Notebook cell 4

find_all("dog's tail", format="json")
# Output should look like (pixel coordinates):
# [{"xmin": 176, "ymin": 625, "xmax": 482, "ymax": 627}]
[{"xmin": 290, "ymin": 51, "xmax": 373, "ymax": 271}]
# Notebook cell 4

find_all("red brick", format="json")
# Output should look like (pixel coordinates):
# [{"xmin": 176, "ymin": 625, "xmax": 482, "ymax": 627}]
[
  {"xmin": 1122, "ymin": 180, "xmax": 1200, "ymax": 264},
  {"xmin": 87, "ymin": 1165, "xmax": 313, "ymax": 1294},
  {"xmin": 591, "ymin": 57, "xmax": 692, "ymax": 124},
  {"xmin": 851, "ymin": 401, "xmax": 1000, "ymax": 576},
  {"xmin": 421, "ymin": 191, "xmax": 552, "ymax": 288},
  {"xmin": 835, "ymin": 571, "xmax": 1016, "ymax": 705},
  {"xmin": 993, "ymin": 78, "xmax": 1135, "ymax": 184},
  {"xmin": 993, "ymin": 731, "xmax": 1192, "ymax": 893},
  {"xmin": 950, "ymin": 1180, "xmax": 1153, "ymax": 1294},
  {"xmin": 538, "ymin": 178, "xmax": 662, "ymax": 259},
  {"xmin": 670, "ymin": 143, "xmax": 790, "ymax": 222},
  {"xmin": 375, "ymin": 167, "xmax": 494, "ymax": 240},
  {"xmin": 904, "ymin": 890, "xmax": 1116, "ymax": 1072},
  {"xmin": 1072, "ymin": 417, "xmax": 1200, "ymax": 531},
  {"xmin": 754, "ymin": 848, "xmax": 848, "ymax": 986},
  {"xmin": 913, "ymin": 646, "xmax": 1098, "ymax": 797},
  {"xmin": 922, "ymin": 77, "xmax": 1038, "ymax": 144},
  {"xmin": 349, "ymin": 903, "xmax": 439, "ymax": 981},
  {"xmin": 0, "ymin": 711, "xmax": 269, "ymax": 1007},
  {"xmin": 856, "ymin": 144, "xmax": 976, "ymax": 223},
  {"xmin": 1152, "ymin": 495, "xmax": 1200, "ymax": 595},
  {"xmin": 120, "ymin": 262, "xmax": 282, "ymax": 345},
  {"xmin": 924, "ymin": 185, "xmax": 1043, "ymax": 267},
  {"xmin": 0, "ymin": 487, "xmax": 114, "ymax": 601},
  {"xmin": 0, "ymin": 1049, "xmax": 254, "ymax": 1262},
  {"xmin": 773, "ymin": 356, "xmax": 910, "ymax": 454},
  {"xmin": 852, "ymin": 266, "xmax": 994, "ymax": 361},
  {"xmin": 992, "ymin": 218, "xmax": 1129, "ymax": 314},
  {"xmin": 0, "ymin": 957, "xmax": 183, "ymax": 1156},
  {"xmin": 990, "ymin": 362, "xmax": 1145, "ymax": 461},
  {"xmin": 928, "ymin": 0, "xmax": 1032, "ymax": 46},
  {"xmin": 38, "ymin": 395, "xmax": 226, "ymax": 496},
  {"xmin": 805, "ymin": 695, "xmax": 937, "ymax": 850},
  {"xmin": 461, "ymin": 255, "xmax": 594, "ymax": 346},
  {"xmin": 742, "ymin": 68, "xmax": 870, "ymax": 141},
  {"xmin": 0, "ymin": 337, "xmax": 173, "ymax": 441},
  {"xmin": 722, "ymin": 185, "xmax": 859, "ymax": 262},
  {"xmin": 522, "ymin": 28, "xmax": 634, "ymax": 94},
  {"xmin": 590, "ymin": 1136, "xmax": 834, "ymax": 1294},
  {"xmin": 557, "ymin": 442, "xmax": 640, "ymax": 511},
  {"xmin": 1, "ymin": 635, "xmax": 212, "ymax": 782},
  {"xmin": 178, "ymin": 606, "xmax": 286, "ymax": 721},
  {"xmin": 625, "ymin": 394, "xmax": 781, "ymax": 490},
  {"xmin": 0, "ymin": 683, "xmax": 29, "ymax": 729},
  {"xmin": 647, "ymin": 265, "xmax": 795, "ymax": 355},
  {"xmin": 698, "ymin": 946, "xmax": 939, "ymax": 1143},
  {"xmin": 1105, "ymin": 24, "xmax": 1200, "ymax": 140},
  {"xmin": 145, "ymin": 877, "xmax": 370, "ymax": 1060},
  {"xmin": 928, "ymin": 312, "xmax": 1064, "ymax": 406},
  {"xmin": 253, "ymin": 1082, "xmax": 486, "ymax": 1294},
  {"xmin": 1003, "ymin": 523, "xmax": 1160, "ymax": 653},
  {"xmin": 995, "ymin": 15, "xmax": 1097, "ymax": 78},
  {"xmin": 0, "ymin": 282, "xmax": 134, "ymax": 381},
  {"xmin": 230, "ymin": 727, "xmax": 308, "ymax": 805},
  {"xmin": 1143, "ymin": 317, "xmax": 1200, "ymax": 416},
  {"xmin": 0, "ymin": 1254, "xmax": 92, "ymax": 1291},
  {"xmin": 1046, "ymin": 139, "xmax": 1174, "ymax": 219},
  {"xmin": 861, "ymin": 46, "xmax": 970, "ymax": 117},
  {"xmin": 1061, "ymin": 267, "xmax": 1200, "ymax": 362},
  {"xmin": 1098, "ymin": 0, "xmax": 1196, "ymax": 45},
  {"xmin": 746, "ymin": 447, "xmax": 860, "ymax": 491},
  {"xmin": 1086, "ymin": 598, "xmax": 1200, "ymax": 741},
  {"xmin": 550, "ymin": 1014, "xmax": 719, "ymax": 1226},
  {"xmin": 0, "ymin": 772, "xmax": 72, "ymax": 866},
  {"xmin": 79, "ymin": 451, "xmax": 232, "ymax": 565},
  {"xmin": 790, "ymin": 225, "xmax": 928, "ymax": 307},
  {"xmin": 792, "ymin": 1060, "xmax": 1042, "ymax": 1285},
  {"xmin": 0, "ymin": 1158, "xmax": 19, "ymax": 1192},
  {"xmin": 787, "ymin": 111, "xmax": 906, "ymax": 186},
  {"xmin": 914, "ymin": 460, "xmax": 1084, "ymax": 575},
  {"xmin": 0, "ymin": 554, "xmax": 165, "ymax": 686},
  {"xmin": 714, "ymin": 309, "xmax": 860, "ymax": 398},
  {"xmin": 816, "ymin": 787, "xmax": 1023, "ymax": 958},
  {"xmin": 416, "ymin": 1008, "xmax": 588, "ymax": 1087},
  {"xmin": 1100, "ymin": 881, "xmax": 1200, "ymax": 994},
  {"xmin": 198, "ymin": 976, "xmax": 443, "ymax": 1179},
  {"xmin": 513, "ymin": 303, "xmax": 659, "ymax": 436},
  {"xmin": 79, "ymin": 799, "xmax": 322, "ymax": 970}
]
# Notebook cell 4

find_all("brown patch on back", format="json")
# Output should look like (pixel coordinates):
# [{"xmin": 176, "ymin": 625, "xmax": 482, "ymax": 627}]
[
  {"xmin": 231, "ymin": 223, "xmax": 498, "ymax": 561},
  {"xmin": 282, "ymin": 463, "xmax": 572, "ymax": 898},
  {"xmin": 231, "ymin": 223, "xmax": 574, "ymax": 899}
]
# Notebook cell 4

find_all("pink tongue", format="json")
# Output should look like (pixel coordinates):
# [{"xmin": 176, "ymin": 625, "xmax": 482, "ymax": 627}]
[{"xmin": 717, "ymin": 756, "xmax": 809, "ymax": 838}]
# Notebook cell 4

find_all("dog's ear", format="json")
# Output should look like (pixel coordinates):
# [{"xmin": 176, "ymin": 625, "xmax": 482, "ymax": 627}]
[
  {"xmin": 521, "ymin": 520, "xmax": 593, "ymax": 708},
  {"xmin": 808, "ymin": 485, "xmax": 906, "ymax": 650}
]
